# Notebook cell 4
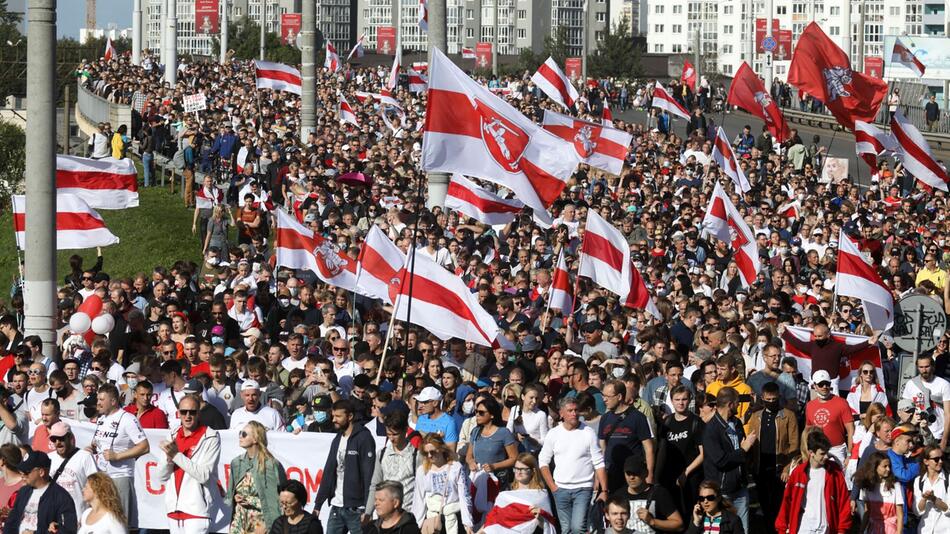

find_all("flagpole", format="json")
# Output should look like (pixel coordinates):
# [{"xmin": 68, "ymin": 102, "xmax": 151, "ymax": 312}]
[
  {"xmin": 817, "ymin": 127, "xmax": 839, "ymax": 179},
  {"xmin": 376, "ymin": 306, "xmax": 399, "ymax": 384},
  {"xmin": 403, "ymin": 175, "xmax": 425, "ymax": 353}
]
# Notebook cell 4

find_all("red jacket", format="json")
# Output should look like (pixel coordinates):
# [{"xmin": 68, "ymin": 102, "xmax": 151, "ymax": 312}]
[
  {"xmin": 124, "ymin": 404, "xmax": 169, "ymax": 429},
  {"xmin": 776, "ymin": 459, "xmax": 852, "ymax": 534}
]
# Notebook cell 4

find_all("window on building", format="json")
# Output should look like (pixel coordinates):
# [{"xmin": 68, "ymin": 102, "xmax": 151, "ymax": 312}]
[
  {"xmin": 671, "ymin": 24, "xmax": 681, "ymax": 32},
  {"xmin": 722, "ymin": 64, "xmax": 733, "ymax": 75},
  {"xmin": 655, "ymin": 4, "xmax": 664, "ymax": 13},
  {"xmin": 830, "ymin": 6, "xmax": 839, "ymax": 15},
  {"xmin": 654, "ymin": 43, "xmax": 664, "ymax": 52},
  {"xmin": 672, "ymin": 44, "xmax": 683, "ymax": 52},
  {"xmin": 829, "ymin": 26, "xmax": 839, "ymax": 35},
  {"xmin": 673, "ymin": 5, "xmax": 682, "ymax": 13},
  {"xmin": 723, "ymin": 5, "xmax": 733, "ymax": 14},
  {"xmin": 596, "ymin": 12, "xmax": 606, "ymax": 21},
  {"xmin": 776, "ymin": 6, "xmax": 786, "ymax": 14},
  {"xmin": 466, "ymin": 27, "xmax": 474, "ymax": 37},
  {"xmin": 466, "ymin": 8, "xmax": 473, "ymax": 19},
  {"xmin": 518, "ymin": 28, "xmax": 526, "ymax": 38},
  {"xmin": 722, "ymin": 44, "xmax": 733, "ymax": 54},
  {"xmin": 655, "ymin": 24, "xmax": 664, "ymax": 32},
  {"xmin": 723, "ymin": 25, "xmax": 733, "ymax": 34},
  {"xmin": 518, "ymin": 9, "xmax": 526, "ymax": 19}
]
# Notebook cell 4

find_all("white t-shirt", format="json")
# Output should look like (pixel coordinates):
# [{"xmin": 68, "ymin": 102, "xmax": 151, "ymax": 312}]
[
  {"xmin": 92, "ymin": 409, "xmax": 147, "ymax": 477},
  {"xmin": 26, "ymin": 386, "xmax": 51, "ymax": 424},
  {"xmin": 330, "ymin": 435, "xmax": 348, "ymax": 507},
  {"xmin": 902, "ymin": 376, "xmax": 950, "ymax": 439},
  {"xmin": 798, "ymin": 466, "xmax": 827, "ymax": 534},
  {"xmin": 19, "ymin": 484, "xmax": 49, "ymax": 534},
  {"xmin": 78, "ymin": 509, "xmax": 128, "ymax": 534},
  {"xmin": 229, "ymin": 405, "xmax": 284, "ymax": 432},
  {"xmin": 281, "ymin": 357, "xmax": 307, "ymax": 372},
  {"xmin": 50, "ymin": 449, "xmax": 99, "ymax": 516}
]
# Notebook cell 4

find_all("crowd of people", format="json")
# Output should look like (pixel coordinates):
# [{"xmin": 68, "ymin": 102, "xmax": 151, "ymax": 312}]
[{"xmin": 4, "ymin": 47, "xmax": 945, "ymax": 534}]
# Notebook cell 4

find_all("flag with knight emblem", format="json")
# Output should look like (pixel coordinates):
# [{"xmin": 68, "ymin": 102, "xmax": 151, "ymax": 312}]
[
  {"xmin": 275, "ymin": 210, "xmax": 359, "ymax": 291},
  {"xmin": 727, "ymin": 62, "xmax": 791, "ymax": 142},
  {"xmin": 541, "ymin": 109, "xmax": 632, "ymax": 176}
]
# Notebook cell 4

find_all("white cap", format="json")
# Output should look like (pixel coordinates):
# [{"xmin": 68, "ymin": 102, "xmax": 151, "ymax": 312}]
[
  {"xmin": 811, "ymin": 370, "xmax": 832, "ymax": 384},
  {"xmin": 413, "ymin": 386, "xmax": 442, "ymax": 403},
  {"xmin": 241, "ymin": 379, "xmax": 261, "ymax": 391}
]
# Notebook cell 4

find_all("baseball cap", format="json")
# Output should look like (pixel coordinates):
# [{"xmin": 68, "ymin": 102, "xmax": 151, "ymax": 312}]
[
  {"xmin": 312, "ymin": 395, "xmax": 332, "ymax": 411},
  {"xmin": 240, "ymin": 379, "xmax": 260, "ymax": 391},
  {"xmin": 811, "ymin": 370, "xmax": 832, "ymax": 384},
  {"xmin": 414, "ymin": 386, "xmax": 442, "ymax": 403},
  {"xmin": 898, "ymin": 399, "xmax": 915, "ymax": 413},
  {"xmin": 49, "ymin": 421, "xmax": 71, "ymax": 438},
  {"xmin": 624, "ymin": 456, "xmax": 648, "ymax": 476},
  {"xmin": 241, "ymin": 327, "xmax": 262, "ymax": 339},
  {"xmin": 16, "ymin": 450, "xmax": 51, "ymax": 473},
  {"xmin": 183, "ymin": 379, "xmax": 204, "ymax": 395},
  {"xmin": 891, "ymin": 424, "xmax": 917, "ymax": 441}
]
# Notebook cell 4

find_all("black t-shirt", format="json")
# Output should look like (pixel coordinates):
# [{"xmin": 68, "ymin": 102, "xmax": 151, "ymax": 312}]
[
  {"xmin": 199, "ymin": 403, "xmax": 227, "ymax": 430},
  {"xmin": 599, "ymin": 408, "xmax": 653, "ymax": 472},
  {"xmin": 660, "ymin": 413, "xmax": 704, "ymax": 482},
  {"xmin": 610, "ymin": 484, "xmax": 679, "ymax": 532}
]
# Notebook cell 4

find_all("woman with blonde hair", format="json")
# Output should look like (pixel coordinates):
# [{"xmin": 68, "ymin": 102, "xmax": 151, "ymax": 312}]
[
  {"xmin": 477, "ymin": 453, "xmax": 556, "ymax": 534},
  {"xmin": 847, "ymin": 362, "xmax": 889, "ymax": 418},
  {"xmin": 228, "ymin": 421, "xmax": 288, "ymax": 534},
  {"xmin": 204, "ymin": 203, "xmax": 234, "ymax": 257},
  {"xmin": 412, "ymin": 434, "xmax": 474, "ymax": 534},
  {"xmin": 78, "ymin": 472, "xmax": 127, "ymax": 534}
]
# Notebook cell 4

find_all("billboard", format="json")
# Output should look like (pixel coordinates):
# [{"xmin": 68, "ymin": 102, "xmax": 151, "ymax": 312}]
[
  {"xmin": 883, "ymin": 35, "xmax": 950, "ymax": 80},
  {"xmin": 280, "ymin": 14, "xmax": 301, "ymax": 45},
  {"xmin": 775, "ymin": 29, "xmax": 792, "ymax": 61},
  {"xmin": 195, "ymin": 0, "xmax": 219, "ymax": 34},
  {"xmin": 377, "ymin": 27, "xmax": 396, "ymax": 55},
  {"xmin": 565, "ymin": 57, "xmax": 583, "ymax": 80},
  {"xmin": 865, "ymin": 57, "xmax": 884, "ymax": 78},
  {"xmin": 476, "ymin": 42, "xmax": 492, "ymax": 69},
  {"xmin": 755, "ymin": 18, "xmax": 779, "ymax": 53}
]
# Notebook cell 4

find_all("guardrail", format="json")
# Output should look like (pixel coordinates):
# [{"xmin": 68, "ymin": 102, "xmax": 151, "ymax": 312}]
[
  {"xmin": 780, "ymin": 106, "xmax": 950, "ymax": 150},
  {"xmin": 76, "ymin": 84, "xmax": 132, "ymax": 137}
]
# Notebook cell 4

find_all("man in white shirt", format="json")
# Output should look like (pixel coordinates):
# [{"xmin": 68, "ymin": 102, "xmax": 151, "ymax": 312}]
[
  {"xmin": 902, "ymin": 354, "xmax": 950, "ymax": 449},
  {"xmin": 157, "ymin": 360, "xmax": 189, "ymax": 431},
  {"xmin": 538, "ymin": 397, "xmax": 608, "ymax": 534},
  {"xmin": 229, "ymin": 380, "xmax": 284, "ymax": 431},
  {"xmin": 48, "ymin": 421, "xmax": 98, "ymax": 516}
]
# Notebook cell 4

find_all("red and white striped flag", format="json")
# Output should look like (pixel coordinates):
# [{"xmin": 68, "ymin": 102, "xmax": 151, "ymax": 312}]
[
  {"xmin": 408, "ymin": 68, "xmax": 427, "ymax": 93},
  {"xmin": 624, "ymin": 261, "xmax": 660, "ymax": 319},
  {"xmin": 103, "ymin": 37, "xmax": 117, "ymax": 61},
  {"xmin": 854, "ymin": 120, "xmax": 896, "ymax": 170},
  {"xmin": 782, "ymin": 325, "xmax": 883, "ymax": 390},
  {"xmin": 483, "ymin": 489, "xmax": 557, "ymax": 534},
  {"xmin": 837, "ymin": 230, "xmax": 894, "ymax": 331},
  {"xmin": 702, "ymin": 181, "xmax": 760, "ymax": 287},
  {"xmin": 652, "ymin": 82, "xmax": 691, "ymax": 121},
  {"xmin": 445, "ymin": 174, "xmax": 524, "ymax": 225},
  {"xmin": 356, "ymin": 225, "xmax": 405, "ymax": 305},
  {"xmin": 422, "ymin": 48, "xmax": 579, "ymax": 226},
  {"xmin": 549, "ymin": 250, "xmax": 572, "ymax": 314},
  {"xmin": 461, "ymin": 47, "xmax": 476, "ymax": 59},
  {"xmin": 387, "ymin": 46, "xmax": 402, "ymax": 90},
  {"xmin": 195, "ymin": 184, "xmax": 224, "ymax": 210},
  {"xmin": 892, "ymin": 37, "xmax": 926, "ymax": 77},
  {"xmin": 777, "ymin": 198, "xmax": 801, "ymax": 223},
  {"xmin": 542, "ymin": 110, "xmax": 632, "ymax": 176},
  {"xmin": 324, "ymin": 42, "xmax": 341, "ymax": 72},
  {"xmin": 578, "ymin": 210, "xmax": 630, "ymax": 299},
  {"xmin": 254, "ymin": 60, "xmax": 302, "ymax": 95},
  {"xmin": 392, "ymin": 249, "xmax": 502, "ymax": 347},
  {"xmin": 56, "ymin": 155, "xmax": 138, "ymax": 209},
  {"xmin": 531, "ymin": 57, "xmax": 579, "ymax": 110},
  {"xmin": 346, "ymin": 33, "xmax": 366, "ymax": 61},
  {"xmin": 712, "ymin": 127, "xmax": 751, "ymax": 192},
  {"xmin": 418, "ymin": 0, "xmax": 428, "ymax": 31},
  {"xmin": 681, "ymin": 60, "xmax": 697, "ymax": 91},
  {"xmin": 275, "ymin": 210, "xmax": 359, "ymax": 292},
  {"xmin": 891, "ymin": 110, "xmax": 949, "ymax": 191},
  {"xmin": 13, "ymin": 193, "xmax": 119, "ymax": 250},
  {"xmin": 602, "ymin": 102, "xmax": 614, "ymax": 127},
  {"xmin": 338, "ymin": 93, "xmax": 359, "ymax": 126}
]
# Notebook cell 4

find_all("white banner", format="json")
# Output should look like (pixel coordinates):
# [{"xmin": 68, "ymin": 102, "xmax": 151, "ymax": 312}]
[
  {"xmin": 183, "ymin": 93, "xmax": 207, "ymax": 113},
  {"xmin": 68, "ymin": 420, "xmax": 334, "ymax": 531}
]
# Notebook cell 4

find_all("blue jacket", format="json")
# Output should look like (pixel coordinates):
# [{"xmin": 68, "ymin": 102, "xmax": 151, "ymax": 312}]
[
  {"xmin": 211, "ymin": 132, "xmax": 238, "ymax": 159},
  {"xmin": 315, "ymin": 423, "xmax": 377, "ymax": 510},
  {"xmin": 3, "ymin": 482, "xmax": 77, "ymax": 534}
]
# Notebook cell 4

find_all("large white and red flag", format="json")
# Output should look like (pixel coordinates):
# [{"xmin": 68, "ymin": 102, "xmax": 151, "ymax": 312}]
[
  {"xmin": 483, "ymin": 489, "xmax": 557, "ymax": 534},
  {"xmin": 56, "ymin": 155, "xmax": 138, "ymax": 209},
  {"xmin": 422, "ymin": 48, "xmax": 580, "ymax": 225},
  {"xmin": 891, "ymin": 110, "xmax": 950, "ymax": 191},
  {"xmin": 461, "ymin": 47, "xmax": 476, "ymax": 59},
  {"xmin": 542, "ymin": 110, "xmax": 632, "ymax": 176},
  {"xmin": 854, "ymin": 120, "xmax": 896, "ymax": 171},
  {"xmin": 254, "ymin": 60, "xmax": 302, "ymax": 95},
  {"xmin": 681, "ymin": 60, "xmax": 697, "ymax": 91},
  {"xmin": 712, "ymin": 127, "xmax": 751, "ymax": 192},
  {"xmin": 356, "ymin": 225, "xmax": 405, "ymax": 304},
  {"xmin": 624, "ymin": 261, "xmax": 661, "ymax": 319},
  {"xmin": 531, "ymin": 57, "xmax": 579, "ymax": 110},
  {"xmin": 324, "ymin": 42, "xmax": 341, "ymax": 72},
  {"xmin": 346, "ymin": 33, "xmax": 366, "ymax": 61},
  {"xmin": 391, "ymin": 250, "xmax": 502, "ymax": 347},
  {"xmin": 445, "ymin": 174, "xmax": 524, "ymax": 225},
  {"xmin": 103, "ymin": 37, "xmax": 116, "ymax": 61},
  {"xmin": 578, "ymin": 210, "xmax": 631, "ymax": 299},
  {"xmin": 727, "ymin": 62, "xmax": 791, "ymax": 142},
  {"xmin": 13, "ymin": 193, "xmax": 119, "ymax": 250},
  {"xmin": 602, "ymin": 102, "xmax": 614, "ymax": 127},
  {"xmin": 651, "ymin": 82, "xmax": 691, "ymax": 121},
  {"xmin": 549, "ymin": 250, "xmax": 572, "ymax": 314},
  {"xmin": 418, "ymin": 0, "xmax": 428, "ymax": 30},
  {"xmin": 387, "ymin": 46, "xmax": 402, "ymax": 90},
  {"xmin": 892, "ymin": 37, "xmax": 926, "ymax": 77},
  {"xmin": 338, "ymin": 94, "xmax": 359, "ymax": 126},
  {"xmin": 275, "ymin": 210, "xmax": 359, "ymax": 292},
  {"xmin": 195, "ymin": 183, "xmax": 224, "ymax": 210},
  {"xmin": 837, "ymin": 230, "xmax": 894, "ymax": 331},
  {"xmin": 782, "ymin": 325, "xmax": 883, "ymax": 390},
  {"xmin": 702, "ymin": 181, "xmax": 760, "ymax": 287},
  {"xmin": 408, "ymin": 67, "xmax": 427, "ymax": 93}
]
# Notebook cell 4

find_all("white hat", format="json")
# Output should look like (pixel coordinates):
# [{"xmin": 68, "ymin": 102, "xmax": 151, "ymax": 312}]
[
  {"xmin": 241, "ymin": 379, "xmax": 261, "ymax": 391},
  {"xmin": 413, "ymin": 386, "xmax": 442, "ymax": 403},
  {"xmin": 811, "ymin": 370, "xmax": 832, "ymax": 384}
]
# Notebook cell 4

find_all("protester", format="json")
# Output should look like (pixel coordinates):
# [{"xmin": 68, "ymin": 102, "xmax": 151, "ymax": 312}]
[
  {"xmin": 3, "ymin": 450, "xmax": 77, "ymax": 534},
  {"xmin": 270, "ymin": 480, "xmax": 325, "ymax": 534},
  {"xmin": 77, "ymin": 472, "xmax": 127, "ymax": 534},
  {"xmin": 854, "ymin": 451, "xmax": 904, "ymax": 534},
  {"xmin": 411, "ymin": 434, "xmax": 473, "ymax": 534},
  {"xmin": 776, "ymin": 431, "xmax": 852, "ymax": 534},
  {"xmin": 686, "ymin": 480, "xmax": 744, "ymax": 534},
  {"xmin": 365, "ymin": 481, "xmax": 421, "ymax": 534},
  {"xmin": 366, "ymin": 410, "xmax": 419, "ymax": 515},
  {"xmin": 49, "ymin": 422, "xmax": 99, "ymax": 517},
  {"xmin": 227, "ymin": 421, "xmax": 287, "ymax": 534},
  {"xmin": 701, "ymin": 387, "xmax": 755, "ymax": 532},
  {"xmin": 914, "ymin": 445, "xmax": 950, "ymax": 534},
  {"xmin": 89, "ymin": 383, "xmax": 148, "ymax": 523}
]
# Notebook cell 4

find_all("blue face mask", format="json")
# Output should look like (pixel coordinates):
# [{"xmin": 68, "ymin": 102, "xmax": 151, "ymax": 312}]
[
  {"xmin": 315, "ymin": 411, "xmax": 328, "ymax": 423},
  {"xmin": 211, "ymin": 336, "xmax": 224, "ymax": 345}
]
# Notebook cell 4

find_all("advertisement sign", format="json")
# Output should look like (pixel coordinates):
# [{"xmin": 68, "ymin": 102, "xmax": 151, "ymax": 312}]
[
  {"xmin": 377, "ymin": 26, "xmax": 396, "ymax": 55},
  {"xmin": 195, "ymin": 0, "xmax": 219, "ymax": 34},
  {"xmin": 475, "ymin": 42, "xmax": 493, "ymax": 69},
  {"xmin": 865, "ymin": 57, "xmax": 884, "ymax": 78},
  {"xmin": 884, "ymin": 35, "xmax": 950, "ymax": 80},
  {"xmin": 775, "ymin": 29, "xmax": 793, "ymax": 61},
  {"xmin": 280, "ymin": 13, "xmax": 301, "ymax": 45},
  {"xmin": 755, "ymin": 18, "xmax": 780, "ymax": 53},
  {"xmin": 565, "ymin": 57, "xmax": 583, "ymax": 80}
]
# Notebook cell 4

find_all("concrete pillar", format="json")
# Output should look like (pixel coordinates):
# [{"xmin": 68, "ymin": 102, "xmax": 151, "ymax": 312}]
[
  {"xmin": 164, "ymin": 0, "xmax": 177, "ymax": 84},
  {"xmin": 132, "ymin": 0, "xmax": 142, "ymax": 65},
  {"xmin": 259, "ymin": 0, "xmax": 266, "ymax": 61},
  {"xmin": 24, "ymin": 0, "xmax": 58, "ymax": 351},
  {"xmin": 427, "ymin": 0, "xmax": 449, "ymax": 209},
  {"xmin": 300, "ymin": 0, "xmax": 316, "ymax": 139},
  {"xmin": 221, "ymin": 0, "xmax": 229, "ymax": 64},
  {"xmin": 160, "ymin": 0, "xmax": 167, "ymax": 66},
  {"xmin": 843, "ymin": 0, "xmax": 852, "ymax": 66}
]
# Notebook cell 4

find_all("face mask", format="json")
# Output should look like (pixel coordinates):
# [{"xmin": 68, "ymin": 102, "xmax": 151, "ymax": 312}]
[
  {"xmin": 816, "ymin": 338, "xmax": 830, "ymax": 347},
  {"xmin": 756, "ymin": 341, "xmax": 767, "ymax": 350},
  {"xmin": 211, "ymin": 336, "xmax": 224, "ymax": 345},
  {"xmin": 752, "ymin": 312, "xmax": 764, "ymax": 322},
  {"xmin": 763, "ymin": 400, "xmax": 779, "ymax": 411},
  {"xmin": 462, "ymin": 400, "xmax": 475, "ymax": 415},
  {"xmin": 769, "ymin": 306, "xmax": 782, "ymax": 315},
  {"xmin": 126, "ymin": 378, "xmax": 138, "ymax": 390},
  {"xmin": 612, "ymin": 367, "xmax": 626, "ymax": 378},
  {"xmin": 315, "ymin": 411, "xmax": 329, "ymax": 423},
  {"xmin": 244, "ymin": 337, "xmax": 254, "ymax": 348},
  {"xmin": 504, "ymin": 398, "xmax": 518, "ymax": 408},
  {"xmin": 507, "ymin": 354, "xmax": 517, "ymax": 363},
  {"xmin": 288, "ymin": 287, "xmax": 299, "ymax": 297},
  {"xmin": 579, "ymin": 415, "xmax": 586, "ymax": 423},
  {"xmin": 279, "ymin": 298, "xmax": 290, "ymax": 307},
  {"xmin": 290, "ymin": 298, "xmax": 300, "ymax": 306}
]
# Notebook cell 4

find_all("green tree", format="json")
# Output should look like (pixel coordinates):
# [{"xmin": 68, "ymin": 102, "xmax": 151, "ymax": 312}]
[
  {"xmin": 543, "ymin": 26, "xmax": 571, "ymax": 66},
  {"xmin": 0, "ymin": 121, "xmax": 25, "ymax": 205},
  {"xmin": 587, "ymin": 17, "xmax": 643, "ymax": 80},
  {"xmin": 212, "ymin": 17, "xmax": 301, "ymax": 65}
]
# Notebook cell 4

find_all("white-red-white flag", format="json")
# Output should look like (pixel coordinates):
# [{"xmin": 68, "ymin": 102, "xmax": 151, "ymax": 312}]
[
  {"xmin": 602, "ymin": 102, "xmax": 614, "ymax": 127},
  {"xmin": 418, "ymin": 0, "xmax": 428, "ymax": 31},
  {"xmin": 837, "ymin": 230, "xmax": 894, "ymax": 331},
  {"xmin": 56, "ymin": 155, "xmax": 138, "ymax": 209},
  {"xmin": 854, "ymin": 120, "xmax": 896, "ymax": 170},
  {"xmin": 542, "ymin": 110, "xmax": 632, "ymax": 176},
  {"xmin": 324, "ymin": 42, "xmax": 341, "ymax": 72},
  {"xmin": 347, "ymin": 34, "xmax": 366, "ymax": 61},
  {"xmin": 254, "ymin": 60, "xmax": 302, "ymax": 95},
  {"xmin": 549, "ymin": 250, "xmax": 572, "ymax": 314},
  {"xmin": 195, "ymin": 183, "xmax": 224, "ymax": 210},
  {"xmin": 387, "ymin": 46, "xmax": 402, "ymax": 90},
  {"xmin": 13, "ymin": 193, "xmax": 119, "ymax": 250},
  {"xmin": 103, "ymin": 37, "xmax": 116, "ymax": 61},
  {"xmin": 892, "ymin": 37, "xmax": 926, "ymax": 77},
  {"xmin": 702, "ymin": 181, "xmax": 760, "ymax": 287},
  {"xmin": 531, "ymin": 57, "xmax": 579, "ymax": 110},
  {"xmin": 712, "ymin": 127, "xmax": 751, "ymax": 192},
  {"xmin": 483, "ymin": 489, "xmax": 557, "ymax": 534},
  {"xmin": 408, "ymin": 68, "xmax": 427, "ymax": 93},
  {"xmin": 338, "ymin": 93, "xmax": 359, "ymax": 126},
  {"xmin": 422, "ymin": 48, "xmax": 580, "ymax": 225},
  {"xmin": 445, "ymin": 174, "xmax": 524, "ymax": 225},
  {"xmin": 391, "ymin": 249, "xmax": 502, "ymax": 347},
  {"xmin": 892, "ymin": 110, "xmax": 950, "ymax": 191},
  {"xmin": 578, "ymin": 210, "xmax": 630, "ymax": 299},
  {"xmin": 275, "ymin": 210, "xmax": 359, "ymax": 291},
  {"xmin": 624, "ymin": 261, "xmax": 661, "ymax": 319},
  {"xmin": 782, "ymin": 325, "xmax": 883, "ymax": 390},
  {"xmin": 461, "ymin": 47, "xmax": 476, "ymax": 59},
  {"xmin": 651, "ymin": 82, "xmax": 691, "ymax": 121},
  {"xmin": 356, "ymin": 225, "xmax": 405, "ymax": 305},
  {"xmin": 777, "ymin": 198, "xmax": 801, "ymax": 224}
]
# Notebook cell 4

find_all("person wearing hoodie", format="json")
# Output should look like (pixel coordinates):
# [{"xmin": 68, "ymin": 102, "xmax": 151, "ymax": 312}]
[
  {"xmin": 315, "ymin": 399, "xmax": 377, "ymax": 534},
  {"xmin": 450, "ymin": 384, "xmax": 477, "ymax": 431},
  {"xmin": 705, "ymin": 354, "xmax": 753, "ymax": 421},
  {"xmin": 365, "ymin": 481, "xmax": 421, "ymax": 534}
]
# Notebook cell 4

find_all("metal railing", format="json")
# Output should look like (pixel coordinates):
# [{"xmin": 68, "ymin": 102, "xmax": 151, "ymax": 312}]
[{"xmin": 787, "ymin": 85, "xmax": 950, "ymax": 134}]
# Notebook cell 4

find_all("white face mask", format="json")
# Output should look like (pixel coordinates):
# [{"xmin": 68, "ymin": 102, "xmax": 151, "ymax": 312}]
[
  {"xmin": 244, "ymin": 337, "xmax": 254, "ymax": 348},
  {"xmin": 756, "ymin": 341, "xmax": 767, "ymax": 350},
  {"xmin": 612, "ymin": 367, "xmax": 626, "ymax": 378},
  {"xmin": 462, "ymin": 400, "xmax": 475, "ymax": 415}
]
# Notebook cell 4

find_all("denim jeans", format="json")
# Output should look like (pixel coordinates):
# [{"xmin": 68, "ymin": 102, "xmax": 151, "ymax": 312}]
[
  {"xmin": 553, "ymin": 487, "xmax": 592, "ymax": 534},
  {"xmin": 142, "ymin": 151, "xmax": 153, "ymax": 187},
  {"xmin": 724, "ymin": 488, "xmax": 749, "ymax": 533},
  {"xmin": 326, "ymin": 506, "xmax": 362, "ymax": 534}
]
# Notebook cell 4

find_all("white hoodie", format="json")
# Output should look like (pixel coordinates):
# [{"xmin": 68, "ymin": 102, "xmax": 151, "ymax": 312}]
[{"xmin": 157, "ymin": 426, "xmax": 222, "ymax": 518}]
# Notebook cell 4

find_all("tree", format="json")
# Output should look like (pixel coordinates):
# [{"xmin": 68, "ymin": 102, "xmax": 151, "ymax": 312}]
[
  {"xmin": 211, "ymin": 17, "xmax": 301, "ymax": 65},
  {"xmin": 587, "ymin": 17, "xmax": 643, "ymax": 80},
  {"xmin": 0, "ymin": 121, "xmax": 25, "ymax": 205},
  {"xmin": 543, "ymin": 26, "xmax": 571, "ymax": 66}
]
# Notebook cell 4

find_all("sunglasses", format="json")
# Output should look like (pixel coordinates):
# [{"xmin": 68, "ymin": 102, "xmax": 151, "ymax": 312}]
[
  {"xmin": 179, "ymin": 409, "xmax": 198, "ymax": 416},
  {"xmin": 239, "ymin": 431, "xmax": 248, "ymax": 438},
  {"xmin": 475, "ymin": 410, "xmax": 489, "ymax": 416},
  {"xmin": 27, "ymin": 370, "xmax": 41, "ymax": 375},
  {"xmin": 423, "ymin": 449, "xmax": 439, "ymax": 457},
  {"xmin": 929, "ymin": 456, "xmax": 945, "ymax": 462},
  {"xmin": 49, "ymin": 435, "xmax": 67, "ymax": 443},
  {"xmin": 861, "ymin": 369, "xmax": 875, "ymax": 375},
  {"xmin": 698, "ymin": 495, "xmax": 718, "ymax": 502},
  {"xmin": 816, "ymin": 381, "xmax": 831, "ymax": 388}
]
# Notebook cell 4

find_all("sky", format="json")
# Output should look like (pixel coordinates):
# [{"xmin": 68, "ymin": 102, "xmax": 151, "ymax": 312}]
[{"xmin": 14, "ymin": 0, "xmax": 134, "ymax": 39}]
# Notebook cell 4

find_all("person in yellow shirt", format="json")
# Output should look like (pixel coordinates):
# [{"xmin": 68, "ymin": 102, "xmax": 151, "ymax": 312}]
[
  {"xmin": 705, "ymin": 353, "xmax": 754, "ymax": 421},
  {"xmin": 110, "ymin": 124, "xmax": 128, "ymax": 160},
  {"xmin": 916, "ymin": 252, "xmax": 947, "ymax": 290}
]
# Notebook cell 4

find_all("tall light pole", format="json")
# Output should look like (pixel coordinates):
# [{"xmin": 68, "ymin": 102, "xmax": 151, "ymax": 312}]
[
  {"xmin": 856, "ymin": 2, "xmax": 865, "ymax": 72},
  {"xmin": 259, "ymin": 0, "xmax": 266, "ymax": 61},
  {"xmin": 164, "ymin": 0, "xmax": 177, "ymax": 84},
  {"xmin": 842, "ymin": 0, "xmax": 852, "ymax": 66},
  {"xmin": 24, "ymin": 0, "xmax": 58, "ymax": 350},
  {"xmin": 427, "ymin": 0, "xmax": 449, "ymax": 209},
  {"xmin": 220, "ymin": 0, "xmax": 229, "ymax": 64},
  {"xmin": 764, "ymin": 0, "xmax": 773, "ymax": 88},
  {"xmin": 132, "ymin": 0, "xmax": 142, "ymax": 65},
  {"xmin": 300, "ymin": 0, "xmax": 316, "ymax": 139},
  {"xmin": 492, "ymin": 0, "xmax": 498, "ymax": 76},
  {"xmin": 581, "ymin": 0, "xmax": 589, "ymax": 79},
  {"xmin": 160, "ymin": 0, "xmax": 167, "ymax": 65},
  {"xmin": 746, "ymin": 0, "xmax": 754, "ymax": 70}
]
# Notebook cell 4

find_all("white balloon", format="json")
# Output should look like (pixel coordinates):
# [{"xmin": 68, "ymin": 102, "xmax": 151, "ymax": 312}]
[
  {"xmin": 68, "ymin": 312, "xmax": 91, "ymax": 334},
  {"xmin": 91, "ymin": 314, "xmax": 116, "ymax": 335}
]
